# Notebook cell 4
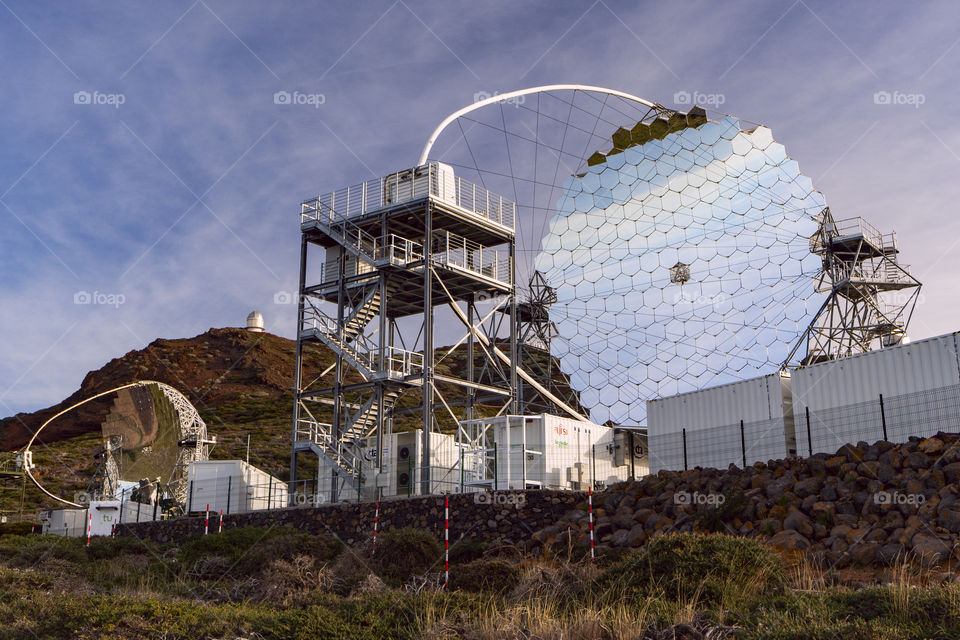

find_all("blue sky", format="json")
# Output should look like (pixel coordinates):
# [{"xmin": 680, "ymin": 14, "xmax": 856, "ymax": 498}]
[{"xmin": 1, "ymin": 1, "xmax": 959, "ymax": 415}]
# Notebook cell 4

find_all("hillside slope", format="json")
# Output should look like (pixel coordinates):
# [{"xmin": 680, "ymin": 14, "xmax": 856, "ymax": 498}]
[{"xmin": 0, "ymin": 327, "xmax": 579, "ymax": 513}]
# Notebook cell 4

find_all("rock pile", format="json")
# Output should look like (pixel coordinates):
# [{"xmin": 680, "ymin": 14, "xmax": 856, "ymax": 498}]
[{"xmin": 533, "ymin": 433, "xmax": 960, "ymax": 568}]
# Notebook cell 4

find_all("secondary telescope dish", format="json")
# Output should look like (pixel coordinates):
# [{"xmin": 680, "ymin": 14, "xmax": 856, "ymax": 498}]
[{"xmin": 24, "ymin": 380, "xmax": 214, "ymax": 509}]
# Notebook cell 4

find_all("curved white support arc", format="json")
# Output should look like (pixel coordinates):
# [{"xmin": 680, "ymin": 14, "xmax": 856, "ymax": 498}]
[
  {"xmin": 24, "ymin": 381, "xmax": 148, "ymax": 508},
  {"xmin": 418, "ymin": 84, "xmax": 660, "ymax": 165},
  {"xmin": 23, "ymin": 379, "xmax": 208, "ymax": 509}
]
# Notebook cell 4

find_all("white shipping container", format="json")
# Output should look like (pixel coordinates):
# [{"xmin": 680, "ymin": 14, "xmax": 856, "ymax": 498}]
[
  {"xmin": 460, "ymin": 414, "xmax": 640, "ymax": 491},
  {"xmin": 40, "ymin": 508, "xmax": 88, "ymax": 537},
  {"xmin": 39, "ymin": 501, "xmax": 158, "ymax": 538},
  {"xmin": 187, "ymin": 460, "xmax": 287, "ymax": 514},
  {"xmin": 791, "ymin": 332, "xmax": 960, "ymax": 455},
  {"xmin": 382, "ymin": 163, "xmax": 457, "ymax": 207},
  {"xmin": 646, "ymin": 372, "xmax": 795, "ymax": 473}
]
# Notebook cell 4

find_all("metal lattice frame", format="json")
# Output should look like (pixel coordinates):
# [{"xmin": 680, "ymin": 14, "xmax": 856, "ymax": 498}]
[{"xmin": 786, "ymin": 208, "xmax": 922, "ymax": 365}]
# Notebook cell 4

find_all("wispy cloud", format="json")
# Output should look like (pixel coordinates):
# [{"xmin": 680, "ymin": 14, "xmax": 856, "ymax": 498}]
[{"xmin": 1, "ymin": 0, "xmax": 959, "ymax": 415}]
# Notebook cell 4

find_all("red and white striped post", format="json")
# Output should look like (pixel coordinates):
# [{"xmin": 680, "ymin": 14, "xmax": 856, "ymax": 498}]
[
  {"xmin": 372, "ymin": 502, "xmax": 380, "ymax": 556},
  {"xmin": 588, "ymin": 485, "xmax": 595, "ymax": 560},
  {"xmin": 444, "ymin": 496, "xmax": 450, "ymax": 589},
  {"xmin": 86, "ymin": 513, "xmax": 92, "ymax": 547},
  {"xmin": 218, "ymin": 509, "xmax": 224, "ymax": 534},
  {"xmin": 204, "ymin": 504, "xmax": 210, "ymax": 536}
]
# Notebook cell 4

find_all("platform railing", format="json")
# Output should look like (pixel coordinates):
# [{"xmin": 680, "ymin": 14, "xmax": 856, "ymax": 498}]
[
  {"xmin": 374, "ymin": 234, "xmax": 423, "ymax": 265},
  {"xmin": 431, "ymin": 230, "xmax": 512, "ymax": 284},
  {"xmin": 301, "ymin": 163, "xmax": 516, "ymax": 230}
]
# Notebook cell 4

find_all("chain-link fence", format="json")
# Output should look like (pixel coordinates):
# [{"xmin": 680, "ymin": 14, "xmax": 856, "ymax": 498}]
[
  {"xmin": 796, "ymin": 384, "xmax": 960, "ymax": 457},
  {"xmin": 649, "ymin": 416, "xmax": 795, "ymax": 474},
  {"xmin": 649, "ymin": 383, "xmax": 960, "ymax": 473},
  {"xmin": 185, "ymin": 475, "xmax": 289, "ymax": 514}
]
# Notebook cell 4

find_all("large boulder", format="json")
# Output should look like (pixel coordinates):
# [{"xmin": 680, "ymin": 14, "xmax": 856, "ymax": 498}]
[{"xmin": 768, "ymin": 529, "xmax": 810, "ymax": 551}]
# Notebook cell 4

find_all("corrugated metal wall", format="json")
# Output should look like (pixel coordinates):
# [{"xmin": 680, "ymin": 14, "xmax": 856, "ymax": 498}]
[
  {"xmin": 791, "ymin": 332, "xmax": 960, "ymax": 455},
  {"xmin": 646, "ymin": 373, "xmax": 792, "ymax": 473}
]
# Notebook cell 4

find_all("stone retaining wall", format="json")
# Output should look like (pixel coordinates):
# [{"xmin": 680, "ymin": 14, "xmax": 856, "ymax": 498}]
[{"xmin": 116, "ymin": 490, "xmax": 584, "ymax": 546}]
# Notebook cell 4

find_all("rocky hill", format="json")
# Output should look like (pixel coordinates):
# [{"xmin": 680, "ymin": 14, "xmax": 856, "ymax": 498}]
[
  {"xmin": 0, "ymin": 328, "xmax": 324, "ymax": 473},
  {"xmin": 0, "ymin": 327, "xmax": 579, "ymax": 513}
]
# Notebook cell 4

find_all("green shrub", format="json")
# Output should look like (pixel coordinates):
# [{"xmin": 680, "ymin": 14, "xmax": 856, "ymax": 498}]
[
  {"xmin": 0, "ymin": 522, "xmax": 37, "ymax": 536},
  {"xmin": 177, "ymin": 526, "xmax": 342, "ymax": 578},
  {"xmin": 694, "ymin": 489, "xmax": 748, "ymax": 533},
  {"xmin": 86, "ymin": 535, "xmax": 158, "ymax": 560},
  {"xmin": 593, "ymin": 532, "xmax": 785, "ymax": 608},
  {"xmin": 8, "ymin": 536, "xmax": 87, "ymax": 568},
  {"xmin": 373, "ymin": 528, "xmax": 442, "ymax": 587},
  {"xmin": 448, "ymin": 539, "xmax": 489, "ymax": 564},
  {"xmin": 449, "ymin": 559, "xmax": 520, "ymax": 593}
]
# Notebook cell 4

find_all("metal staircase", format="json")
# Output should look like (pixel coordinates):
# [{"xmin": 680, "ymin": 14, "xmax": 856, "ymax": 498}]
[
  {"xmin": 296, "ymin": 386, "xmax": 403, "ymax": 491},
  {"xmin": 343, "ymin": 287, "xmax": 384, "ymax": 342},
  {"xmin": 342, "ymin": 388, "xmax": 403, "ymax": 441}
]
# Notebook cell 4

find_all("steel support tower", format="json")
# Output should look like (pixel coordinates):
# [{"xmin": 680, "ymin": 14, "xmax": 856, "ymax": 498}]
[
  {"xmin": 501, "ymin": 271, "xmax": 584, "ymax": 415},
  {"xmin": 787, "ymin": 207, "xmax": 922, "ymax": 365},
  {"xmin": 290, "ymin": 163, "xmax": 520, "ymax": 501}
]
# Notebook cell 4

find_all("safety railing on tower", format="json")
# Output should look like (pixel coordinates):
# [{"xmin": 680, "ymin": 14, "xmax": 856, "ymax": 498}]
[
  {"xmin": 300, "ymin": 163, "xmax": 516, "ymax": 230},
  {"xmin": 432, "ymin": 230, "xmax": 512, "ymax": 285}
]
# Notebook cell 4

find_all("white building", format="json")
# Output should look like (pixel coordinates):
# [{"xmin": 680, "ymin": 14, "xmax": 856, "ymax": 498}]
[{"xmin": 186, "ymin": 460, "xmax": 287, "ymax": 514}]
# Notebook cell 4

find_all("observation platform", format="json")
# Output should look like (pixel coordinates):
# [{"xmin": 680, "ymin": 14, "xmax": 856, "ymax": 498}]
[{"xmin": 300, "ymin": 163, "xmax": 515, "ymax": 247}]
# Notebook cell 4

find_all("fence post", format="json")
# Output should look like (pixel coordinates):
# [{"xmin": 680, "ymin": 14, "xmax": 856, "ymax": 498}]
[
  {"xmin": 629, "ymin": 430, "xmax": 636, "ymax": 481},
  {"xmin": 372, "ymin": 502, "xmax": 380, "ymax": 556},
  {"xmin": 136, "ymin": 500, "xmax": 141, "ymax": 523},
  {"xmin": 740, "ymin": 419, "xmax": 747, "ymax": 469},
  {"xmin": 408, "ymin": 455, "xmax": 412, "ymax": 498},
  {"xmin": 879, "ymin": 394, "xmax": 889, "ymax": 441},
  {"xmin": 188, "ymin": 481, "xmax": 194, "ymax": 513},
  {"xmin": 806, "ymin": 407, "xmax": 813, "ymax": 457},
  {"xmin": 444, "ymin": 496, "xmax": 450, "ymax": 589},
  {"xmin": 119, "ymin": 491, "xmax": 124, "ymax": 524},
  {"xmin": 588, "ymin": 485, "xmax": 595, "ymax": 560},
  {"xmin": 152, "ymin": 496, "xmax": 158, "ymax": 521},
  {"xmin": 682, "ymin": 428, "xmax": 688, "ymax": 471},
  {"xmin": 459, "ymin": 448, "xmax": 464, "ymax": 493},
  {"xmin": 358, "ymin": 466, "xmax": 362, "ymax": 504},
  {"xmin": 492, "ymin": 440, "xmax": 498, "ymax": 490},
  {"xmin": 591, "ymin": 444, "xmax": 596, "ymax": 490},
  {"xmin": 268, "ymin": 476, "xmax": 273, "ymax": 510},
  {"xmin": 226, "ymin": 476, "xmax": 232, "ymax": 515}
]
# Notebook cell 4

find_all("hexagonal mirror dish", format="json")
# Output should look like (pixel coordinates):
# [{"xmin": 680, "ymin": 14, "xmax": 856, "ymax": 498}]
[{"xmin": 534, "ymin": 109, "xmax": 826, "ymax": 426}]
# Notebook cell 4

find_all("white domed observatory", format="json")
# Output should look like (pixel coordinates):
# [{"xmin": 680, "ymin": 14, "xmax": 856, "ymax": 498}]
[{"xmin": 245, "ymin": 311, "xmax": 264, "ymax": 333}]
